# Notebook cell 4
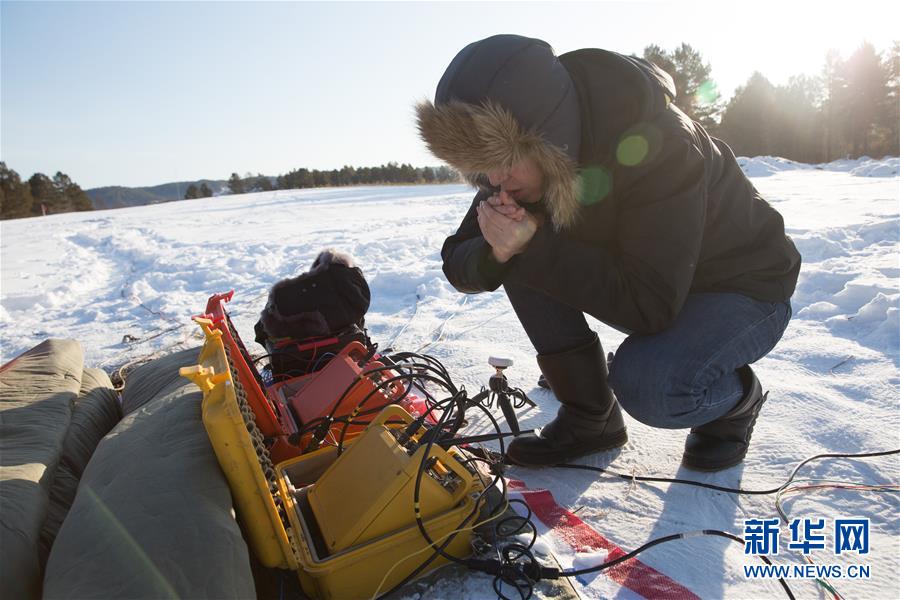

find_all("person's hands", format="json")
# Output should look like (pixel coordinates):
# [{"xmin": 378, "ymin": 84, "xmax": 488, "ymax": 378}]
[
  {"xmin": 485, "ymin": 190, "xmax": 525, "ymax": 221},
  {"xmin": 476, "ymin": 191, "xmax": 539, "ymax": 263}
]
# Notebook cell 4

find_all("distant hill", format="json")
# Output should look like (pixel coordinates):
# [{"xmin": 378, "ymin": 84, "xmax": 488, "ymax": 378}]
[{"xmin": 85, "ymin": 179, "xmax": 228, "ymax": 210}]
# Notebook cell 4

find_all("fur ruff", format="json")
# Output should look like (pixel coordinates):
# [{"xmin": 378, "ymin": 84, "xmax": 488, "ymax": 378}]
[
  {"xmin": 416, "ymin": 99, "xmax": 581, "ymax": 230},
  {"xmin": 311, "ymin": 248, "xmax": 355, "ymax": 270},
  {"xmin": 258, "ymin": 249, "xmax": 365, "ymax": 339}
]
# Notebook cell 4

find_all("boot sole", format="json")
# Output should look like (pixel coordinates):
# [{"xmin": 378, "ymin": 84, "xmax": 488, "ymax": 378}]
[
  {"xmin": 681, "ymin": 392, "xmax": 768, "ymax": 472},
  {"xmin": 681, "ymin": 449, "xmax": 748, "ymax": 472},
  {"xmin": 505, "ymin": 428, "xmax": 628, "ymax": 467}
]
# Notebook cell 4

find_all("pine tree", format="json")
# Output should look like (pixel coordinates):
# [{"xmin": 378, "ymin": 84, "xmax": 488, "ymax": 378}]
[
  {"xmin": 200, "ymin": 183, "xmax": 213, "ymax": 197},
  {"xmin": 771, "ymin": 75, "xmax": 823, "ymax": 162},
  {"xmin": 842, "ymin": 42, "xmax": 891, "ymax": 156},
  {"xmin": 339, "ymin": 165, "xmax": 356, "ymax": 186},
  {"xmin": 0, "ymin": 163, "xmax": 34, "ymax": 219},
  {"xmin": 62, "ymin": 176, "xmax": 93, "ymax": 212},
  {"xmin": 28, "ymin": 173, "xmax": 59, "ymax": 215},
  {"xmin": 227, "ymin": 173, "xmax": 244, "ymax": 194},
  {"xmin": 820, "ymin": 50, "xmax": 848, "ymax": 161},
  {"xmin": 435, "ymin": 166, "xmax": 458, "ymax": 183},
  {"xmin": 256, "ymin": 173, "xmax": 273, "ymax": 191},
  {"xmin": 313, "ymin": 170, "xmax": 330, "ymax": 187},
  {"xmin": 185, "ymin": 184, "xmax": 199, "ymax": 199},
  {"xmin": 884, "ymin": 42, "xmax": 900, "ymax": 156},
  {"xmin": 718, "ymin": 72, "xmax": 777, "ymax": 157},
  {"xmin": 400, "ymin": 163, "xmax": 417, "ymax": 183},
  {"xmin": 50, "ymin": 172, "xmax": 74, "ymax": 213},
  {"xmin": 642, "ymin": 43, "xmax": 722, "ymax": 127}
]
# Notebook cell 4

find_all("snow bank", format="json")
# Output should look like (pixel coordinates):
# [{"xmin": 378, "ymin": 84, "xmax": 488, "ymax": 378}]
[
  {"xmin": 736, "ymin": 156, "xmax": 811, "ymax": 177},
  {"xmin": 815, "ymin": 156, "xmax": 899, "ymax": 176},
  {"xmin": 738, "ymin": 155, "xmax": 900, "ymax": 178},
  {"xmin": 847, "ymin": 156, "xmax": 900, "ymax": 177}
]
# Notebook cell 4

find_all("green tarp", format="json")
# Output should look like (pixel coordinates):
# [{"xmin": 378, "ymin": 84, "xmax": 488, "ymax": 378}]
[
  {"xmin": 40, "ymin": 368, "xmax": 122, "ymax": 563},
  {"xmin": 0, "ymin": 339, "xmax": 83, "ymax": 600},
  {"xmin": 43, "ymin": 347, "xmax": 256, "ymax": 599}
]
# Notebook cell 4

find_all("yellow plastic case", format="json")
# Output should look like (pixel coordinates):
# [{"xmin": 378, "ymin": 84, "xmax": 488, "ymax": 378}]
[
  {"xmin": 277, "ymin": 442, "xmax": 482, "ymax": 600},
  {"xmin": 182, "ymin": 318, "xmax": 488, "ymax": 598},
  {"xmin": 180, "ymin": 318, "xmax": 297, "ymax": 570},
  {"xmin": 309, "ymin": 405, "xmax": 475, "ymax": 553}
]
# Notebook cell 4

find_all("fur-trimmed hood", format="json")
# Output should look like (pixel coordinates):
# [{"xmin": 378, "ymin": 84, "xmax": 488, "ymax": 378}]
[
  {"xmin": 418, "ymin": 40, "xmax": 679, "ymax": 232},
  {"xmin": 416, "ymin": 99, "xmax": 581, "ymax": 231}
]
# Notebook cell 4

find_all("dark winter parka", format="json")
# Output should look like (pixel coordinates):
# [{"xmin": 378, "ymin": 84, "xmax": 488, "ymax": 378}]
[{"xmin": 418, "ymin": 44, "xmax": 801, "ymax": 335}]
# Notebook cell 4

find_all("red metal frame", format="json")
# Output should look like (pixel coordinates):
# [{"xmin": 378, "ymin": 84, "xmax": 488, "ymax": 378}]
[
  {"xmin": 199, "ymin": 291, "xmax": 432, "ymax": 459},
  {"xmin": 199, "ymin": 291, "xmax": 299, "ymax": 462}
]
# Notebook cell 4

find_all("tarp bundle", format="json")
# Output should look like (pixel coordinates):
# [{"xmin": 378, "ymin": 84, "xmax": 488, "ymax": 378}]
[
  {"xmin": 1, "ymin": 339, "xmax": 256, "ymax": 599},
  {"xmin": 39, "ymin": 367, "xmax": 122, "ymax": 564},
  {"xmin": 43, "ymin": 347, "xmax": 256, "ymax": 599},
  {"xmin": 0, "ymin": 339, "xmax": 86, "ymax": 600}
]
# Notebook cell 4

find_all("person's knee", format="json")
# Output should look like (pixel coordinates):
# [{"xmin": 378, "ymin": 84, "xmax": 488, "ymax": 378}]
[
  {"xmin": 608, "ymin": 343, "xmax": 697, "ymax": 429},
  {"xmin": 503, "ymin": 283, "xmax": 594, "ymax": 355}
]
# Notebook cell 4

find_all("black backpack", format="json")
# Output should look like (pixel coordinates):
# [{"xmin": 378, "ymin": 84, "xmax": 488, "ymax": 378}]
[{"xmin": 255, "ymin": 249, "xmax": 372, "ymax": 379}]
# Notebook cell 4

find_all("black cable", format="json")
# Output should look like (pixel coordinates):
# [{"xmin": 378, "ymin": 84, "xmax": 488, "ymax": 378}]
[
  {"xmin": 407, "ymin": 387, "xmax": 513, "ymax": 569},
  {"xmin": 376, "ymin": 435, "xmax": 508, "ymax": 599},
  {"xmin": 295, "ymin": 351, "xmax": 463, "ymax": 454},
  {"xmin": 411, "ymin": 394, "xmax": 475, "ymax": 566},
  {"xmin": 380, "ymin": 359, "xmax": 539, "ymax": 594},
  {"xmin": 389, "ymin": 350, "xmax": 454, "ymax": 384},
  {"xmin": 553, "ymin": 463, "xmax": 779, "ymax": 495},
  {"xmin": 387, "ymin": 353, "xmax": 457, "ymax": 413},
  {"xmin": 554, "ymin": 448, "xmax": 900, "ymax": 496},
  {"xmin": 492, "ymin": 501, "xmax": 539, "ymax": 599},
  {"xmin": 502, "ymin": 449, "xmax": 900, "ymax": 600},
  {"xmin": 559, "ymin": 529, "xmax": 795, "ymax": 599},
  {"xmin": 464, "ymin": 450, "xmax": 900, "ymax": 598},
  {"xmin": 437, "ymin": 430, "xmax": 533, "ymax": 448},
  {"xmin": 332, "ymin": 370, "xmax": 459, "ymax": 454},
  {"xmin": 330, "ymin": 359, "xmax": 457, "ymax": 420},
  {"xmin": 334, "ymin": 379, "xmax": 460, "ymax": 454}
]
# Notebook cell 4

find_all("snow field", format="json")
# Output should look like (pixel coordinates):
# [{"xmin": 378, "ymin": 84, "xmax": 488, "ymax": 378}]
[{"xmin": 1, "ymin": 159, "xmax": 897, "ymax": 598}]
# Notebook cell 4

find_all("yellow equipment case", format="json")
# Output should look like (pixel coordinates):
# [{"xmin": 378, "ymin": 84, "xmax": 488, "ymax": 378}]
[
  {"xmin": 308, "ymin": 405, "xmax": 477, "ymax": 553},
  {"xmin": 181, "ymin": 318, "xmax": 298, "ymax": 570},
  {"xmin": 277, "ymin": 407, "xmax": 485, "ymax": 599},
  {"xmin": 181, "ymin": 316, "xmax": 491, "ymax": 599}
]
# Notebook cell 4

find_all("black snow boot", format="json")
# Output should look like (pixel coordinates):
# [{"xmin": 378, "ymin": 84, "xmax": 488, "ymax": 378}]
[
  {"xmin": 682, "ymin": 366, "xmax": 767, "ymax": 471},
  {"xmin": 536, "ymin": 351, "xmax": 614, "ymax": 389},
  {"xmin": 506, "ymin": 334, "xmax": 627, "ymax": 467}
]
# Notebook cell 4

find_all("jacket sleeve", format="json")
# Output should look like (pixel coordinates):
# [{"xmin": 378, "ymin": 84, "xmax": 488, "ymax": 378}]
[
  {"xmin": 506, "ymin": 135, "xmax": 707, "ymax": 334},
  {"xmin": 441, "ymin": 189, "xmax": 514, "ymax": 293}
]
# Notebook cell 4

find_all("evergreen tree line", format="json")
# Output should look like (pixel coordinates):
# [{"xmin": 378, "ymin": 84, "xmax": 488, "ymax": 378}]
[
  {"xmin": 184, "ymin": 182, "xmax": 214, "ymax": 199},
  {"xmin": 0, "ymin": 163, "xmax": 93, "ymax": 220},
  {"xmin": 226, "ymin": 163, "xmax": 459, "ymax": 194},
  {"xmin": 642, "ymin": 41, "xmax": 898, "ymax": 162}
]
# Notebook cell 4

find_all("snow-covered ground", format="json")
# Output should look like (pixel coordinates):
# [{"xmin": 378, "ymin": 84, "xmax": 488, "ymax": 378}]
[{"xmin": 1, "ymin": 157, "xmax": 898, "ymax": 598}]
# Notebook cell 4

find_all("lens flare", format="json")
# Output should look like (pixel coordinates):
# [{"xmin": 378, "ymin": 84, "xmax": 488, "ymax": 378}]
[
  {"xmin": 695, "ymin": 80, "xmax": 720, "ymax": 105},
  {"xmin": 616, "ymin": 135, "xmax": 650, "ymax": 167},
  {"xmin": 580, "ymin": 166, "xmax": 612, "ymax": 205}
]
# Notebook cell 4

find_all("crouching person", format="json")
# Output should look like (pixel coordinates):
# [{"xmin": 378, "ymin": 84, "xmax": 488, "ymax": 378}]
[{"xmin": 416, "ymin": 35, "xmax": 800, "ymax": 471}]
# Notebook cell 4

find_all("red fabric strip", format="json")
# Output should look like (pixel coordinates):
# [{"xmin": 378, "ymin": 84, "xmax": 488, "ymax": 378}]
[{"xmin": 508, "ymin": 479, "xmax": 699, "ymax": 600}]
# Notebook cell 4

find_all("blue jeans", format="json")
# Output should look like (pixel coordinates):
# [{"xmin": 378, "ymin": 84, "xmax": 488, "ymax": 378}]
[{"xmin": 504, "ymin": 284, "xmax": 792, "ymax": 429}]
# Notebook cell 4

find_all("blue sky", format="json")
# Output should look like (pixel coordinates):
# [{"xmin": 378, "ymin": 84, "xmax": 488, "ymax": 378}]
[{"xmin": 2, "ymin": 1, "xmax": 896, "ymax": 188}]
